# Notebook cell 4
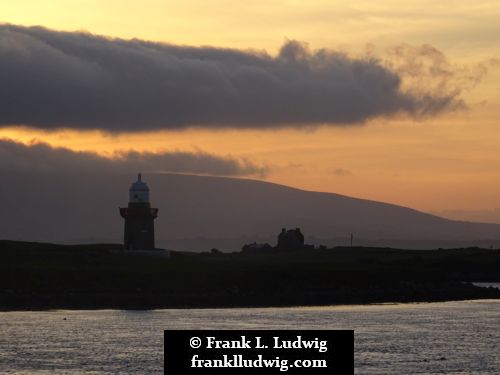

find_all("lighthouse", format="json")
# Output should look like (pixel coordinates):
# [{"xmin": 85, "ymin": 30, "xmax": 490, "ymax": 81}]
[{"xmin": 119, "ymin": 173, "xmax": 158, "ymax": 250}]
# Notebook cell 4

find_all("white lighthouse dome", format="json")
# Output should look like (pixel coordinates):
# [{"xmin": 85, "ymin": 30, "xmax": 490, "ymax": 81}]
[{"xmin": 129, "ymin": 173, "xmax": 150, "ymax": 203}]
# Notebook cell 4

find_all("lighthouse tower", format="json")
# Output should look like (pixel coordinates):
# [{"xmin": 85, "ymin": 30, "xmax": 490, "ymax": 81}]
[{"xmin": 119, "ymin": 173, "xmax": 158, "ymax": 250}]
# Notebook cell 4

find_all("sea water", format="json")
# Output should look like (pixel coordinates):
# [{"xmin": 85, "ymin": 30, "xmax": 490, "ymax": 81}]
[{"xmin": 0, "ymin": 300, "xmax": 499, "ymax": 374}]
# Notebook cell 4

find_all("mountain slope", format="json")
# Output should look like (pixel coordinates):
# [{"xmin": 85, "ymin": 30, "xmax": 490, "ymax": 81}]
[{"xmin": 2, "ymin": 172, "xmax": 500, "ymax": 250}]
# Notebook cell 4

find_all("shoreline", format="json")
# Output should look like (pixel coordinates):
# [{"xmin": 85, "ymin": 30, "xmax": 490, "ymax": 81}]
[
  {"xmin": 2, "ymin": 297, "xmax": 500, "ymax": 313},
  {"xmin": 2, "ymin": 286, "xmax": 500, "ymax": 312}
]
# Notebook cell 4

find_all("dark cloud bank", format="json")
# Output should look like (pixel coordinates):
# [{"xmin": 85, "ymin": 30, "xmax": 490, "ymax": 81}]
[
  {"xmin": 0, "ymin": 24, "xmax": 461, "ymax": 131},
  {"xmin": 0, "ymin": 139, "xmax": 266, "ymax": 177}
]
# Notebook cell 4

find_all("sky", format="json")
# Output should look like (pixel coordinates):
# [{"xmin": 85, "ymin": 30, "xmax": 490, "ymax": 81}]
[{"xmin": 1, "ymin": 0, "xmax": 500, "ymax": 219}]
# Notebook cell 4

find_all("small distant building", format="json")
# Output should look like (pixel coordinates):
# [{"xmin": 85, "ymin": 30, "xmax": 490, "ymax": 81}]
[
  {"xmin": 119, "ymin": 173, "xmax": 158, "ymax": 250},
  {"xmin": 241, "ymin": 227, "xmax": 313, "ymax": 253},
  {"xmin": 242, "ymin": 242, "xmax": 273, "ymax": 253},
  {"xmin": 277, "ymin": 228, "xmax": 305, "ymax": 251}
]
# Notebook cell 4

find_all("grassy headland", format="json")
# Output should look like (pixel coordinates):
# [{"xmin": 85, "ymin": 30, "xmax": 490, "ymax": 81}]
[{"xmin": 1, "ymin": 240, "xmax": 499, "ymax": 310}]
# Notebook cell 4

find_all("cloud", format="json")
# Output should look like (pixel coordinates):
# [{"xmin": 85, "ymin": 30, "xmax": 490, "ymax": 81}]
[
  {"xmin": 0, "ymin": 138, "xmax": 267, "ymax": 177},
  {"xmin": 333, "ymin": 168, "xmax": 352, "ymax": 177},
  {"xmin": 380, "ymin": 44, "xmax": 496, "ymax": 114},
  {"xmin": 0, "ymin": 24, "xmax": 463, "ymax": 131}
]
